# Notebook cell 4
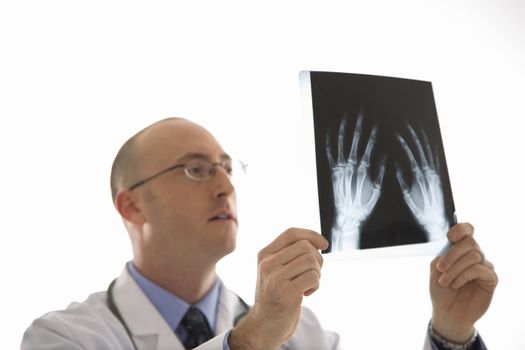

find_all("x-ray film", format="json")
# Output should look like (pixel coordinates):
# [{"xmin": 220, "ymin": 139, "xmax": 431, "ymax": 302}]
[{"xmin": 300, "ymin": 71, "xmax": 455, "ymax": 258}]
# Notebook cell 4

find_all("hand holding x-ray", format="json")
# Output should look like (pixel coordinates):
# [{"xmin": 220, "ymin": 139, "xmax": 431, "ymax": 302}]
[
  {"xmin": 395, "ymin": 124, "xmax": 449, "ymax": 241},
  {"xmin": 326, "ymin": 114, "xmax": 386, "ymax": 251}
]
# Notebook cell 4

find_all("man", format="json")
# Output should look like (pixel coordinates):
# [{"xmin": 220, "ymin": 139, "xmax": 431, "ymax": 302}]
[{"xmin": 22, "ymin": 118, "xmax": 498, "ymax": 349}]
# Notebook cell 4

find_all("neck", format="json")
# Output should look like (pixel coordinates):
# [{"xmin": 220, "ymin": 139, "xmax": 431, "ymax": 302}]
[{"xmin": 133, "ymin": 257, "xmax": 217, "ymax": 304}]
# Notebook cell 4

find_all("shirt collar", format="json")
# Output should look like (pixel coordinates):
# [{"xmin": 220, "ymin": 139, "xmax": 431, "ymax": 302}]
[{"xmin": 127, "ymin": 261, "xmax": 221, "ymax": 332}]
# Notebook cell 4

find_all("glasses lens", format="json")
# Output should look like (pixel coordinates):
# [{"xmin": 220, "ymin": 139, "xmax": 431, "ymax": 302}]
[
  {"xmin": 183, "ymin": 158, "xmax": 247, "ymax": 181},
  {"xmin": 185, "ymin": 159, "xmax": 213, "ymax": 180}
]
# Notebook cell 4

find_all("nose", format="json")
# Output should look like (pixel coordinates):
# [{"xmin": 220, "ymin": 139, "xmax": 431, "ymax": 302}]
[{"xmin": 211, "ymin": 164, "xmax": 235, "ymax": 198}]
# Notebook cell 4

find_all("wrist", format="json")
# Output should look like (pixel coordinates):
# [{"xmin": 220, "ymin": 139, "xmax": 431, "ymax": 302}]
[
  {"xmin": 422, "ymin": 216, "xmax": 449, "ymax": 241},
  {"xmin": 228, "ymin": 311, "xmax": 280, "ymax": 350},
  {"xmin": 431, "ymin": 313, "xmax": 475, "ymax": 343},
  {"xmin": 228, "ymin": 328, "xmax": 259, "ymax": 350},
  {"xmin": 332, "ymin": 221, "xmax": 360, "ymax": 237},
  {"xmin": 429, "ymin": 319, "xmax": 477, "ymax": 349},
  {"xmin": 331, "ymin": 226, "xmax": 360, "ymax": 250}
]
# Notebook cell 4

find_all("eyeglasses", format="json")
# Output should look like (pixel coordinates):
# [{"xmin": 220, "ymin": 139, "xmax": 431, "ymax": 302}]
[{"xmin": 128, "ymin": 158, "xmax": 248, "ymax": 191}]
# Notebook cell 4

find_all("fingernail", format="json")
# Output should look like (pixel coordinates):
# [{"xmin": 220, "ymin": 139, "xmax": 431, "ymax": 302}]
[
  {"xmin": 448, "ymin": 229, "xmax": 458, "ymax": 242},
  {"xmin": 451, "ymin": 281, "xmax": 461, "ymax": 290},
  {"xmin": 436, "ymin": 260, "xmax": 446, "ymax": 272},
  {"xmin": 438, "ymin": 275, "xmax": 448, "ymax": 286}
]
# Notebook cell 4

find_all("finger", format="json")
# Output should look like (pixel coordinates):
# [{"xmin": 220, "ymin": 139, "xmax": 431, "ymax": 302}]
[
  {"xmin": 362, "ymin": 157, "xmax": 386, "ymax": 214},
  {"xmin": 361, "ymin": 124, "xmax": 378, "ymax": 167},
  {"xmin": 449, "ymin": 263, "xmax": 498, "ymax": 290},
  {"xmin": 325, "ymin": 130, "xmax": 335, "ymax": 169},
  {"xmin": 279, "ymin": 250, "xmax": 323, "ymax": 281},
  {"xmin": 260, "ymin": 239, "xmax": 324, "ymax": 275},
  {"xmin": 395, "ymin": 162, "xmax": 409, "ymax": 193},
  {"xmin": 429, "ymin": 256, "xmax": 442, "ymax": 285},
  {"xmin": 337, "ymin": 117, "xmax": 347, "ymax": 164},
  {"xmin": 407, "ymin": 123, "xmax": 429, "ymax": 170},
  {"xmin": 437, "ymin": 230, "xmax": 479, "ymax": 273},
  {"xmin": 403, "ymin": 190, "xmax": 423, "ymax": 221},
  {"xmin": 363, "ymin": 183, "xmax": 381, "ymax": 215},
  {"xmin": 434, "ymin": 142, "xmax": 441, "ymax": 173},
  {"xmin": 430, "ymin": 256, "xmax": 440, "ymax": 273},
  {"xmin": 260, "ymin": 228, "xmax": 328, "ymax": 257},
  {"xmin": 420, "ymin": 128, "xmax": 436, "ymax": 171},
  {"xmin": 437, "ymin": 249, "xmax": 484, "ymax": 286},
  {"xmin": 395, "ymin": 163, "xmax": 423, "ymax": 219},
  {"xmin": 483, "ymin": 259, "xmax": 495, "ymax": 271},
  {"xmin": 348, "ymin": 114, "xmax": 363, "ymax": 165},
  {"xmin": 375, "ymin": 156, "xmax": 386, "ymax": 188},
  {"xmin": 290, "ymin": 268, "xmax": 322, "ymax": 297},
  {"xmin": 397, "ymin": 133, "xmax": 419, "ymax": 172},
  {"xmin": 447, "ymin": 223, "xmax": 475, "ymax": 243}
]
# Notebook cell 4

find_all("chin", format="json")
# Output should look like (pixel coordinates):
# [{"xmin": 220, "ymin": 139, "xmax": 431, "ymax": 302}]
[
  {"xmin": 202, "ymin": 221, "xmax": 237, "ymax": 257},
  {"xmin": 216, "ymin": 228, "xmax": 237, "ymax": 256},
  {"xmin": 223, "ymin": 228, "xmax": 238, "ymax": 252}
]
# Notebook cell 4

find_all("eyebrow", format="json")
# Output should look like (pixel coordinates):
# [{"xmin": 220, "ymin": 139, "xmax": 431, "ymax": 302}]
[{"xmin": 175, "ymin": 152, "xmax": 232, "ymax": 163}]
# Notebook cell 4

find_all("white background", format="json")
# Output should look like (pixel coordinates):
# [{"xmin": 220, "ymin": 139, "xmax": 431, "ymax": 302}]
[{"xmin": 1, "ymin": 1, "xmax": 524, "ymax": 349}]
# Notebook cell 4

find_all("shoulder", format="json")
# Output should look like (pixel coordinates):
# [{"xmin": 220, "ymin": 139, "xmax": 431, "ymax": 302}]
[
  {"xmin": 21, "ymin": 291, "xmax": 130, "ymax": 350},
  {"xmin": 30, "ymin": 291, "xmax": 110, "ymax": 328}
]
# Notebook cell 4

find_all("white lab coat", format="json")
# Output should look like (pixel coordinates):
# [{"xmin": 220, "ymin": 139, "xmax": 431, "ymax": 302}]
[{"xmin": 21, "ymin": 267, "xmax": 341, "ymax": 350}]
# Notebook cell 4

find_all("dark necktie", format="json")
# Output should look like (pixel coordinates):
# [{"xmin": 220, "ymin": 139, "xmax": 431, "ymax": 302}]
[{"xmin": 181, "ymin": 306, "xmax": 214, "ymax": 349}]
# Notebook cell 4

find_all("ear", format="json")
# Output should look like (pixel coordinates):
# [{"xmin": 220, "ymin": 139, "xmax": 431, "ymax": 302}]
[{"xmin": 114, "ymin": 190, "xmax": 146, "ymax": 225}]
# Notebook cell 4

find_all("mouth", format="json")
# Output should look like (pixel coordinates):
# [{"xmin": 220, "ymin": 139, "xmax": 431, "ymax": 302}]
[{"xmin": 208, "ymin": 211, "xmax": 236, "ymax": 222}]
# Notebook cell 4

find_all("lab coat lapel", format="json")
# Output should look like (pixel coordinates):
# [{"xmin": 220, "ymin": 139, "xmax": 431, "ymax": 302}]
[
  {"xmin": 215, "ymin": 285, "xmax": 249, "ymax": 333},
  {"xmin": 112, "ymin": 268, "xmax": 185, "ymax": 350}
]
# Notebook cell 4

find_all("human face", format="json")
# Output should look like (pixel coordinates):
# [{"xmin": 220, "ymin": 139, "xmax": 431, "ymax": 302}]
[{"xmin": 134, "ymin": 120, "xmax": 238, "ymax": 265}]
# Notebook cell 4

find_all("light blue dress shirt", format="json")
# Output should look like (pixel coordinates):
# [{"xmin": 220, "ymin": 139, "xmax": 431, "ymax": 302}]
[{"xmin": 127, "ymin": 262, "xmax": 223, "ymax": 346}]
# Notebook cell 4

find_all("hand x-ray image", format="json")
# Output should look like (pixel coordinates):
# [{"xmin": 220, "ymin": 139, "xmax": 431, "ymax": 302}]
[{"xmin": 300, "ymin": 71, "xmax": 455, "ymax": 254}]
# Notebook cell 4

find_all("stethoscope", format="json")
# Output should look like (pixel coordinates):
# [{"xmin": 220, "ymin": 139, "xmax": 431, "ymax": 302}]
[{"xmin": 106, "ymin": 279, "xmax": 250, "ymax": 350}]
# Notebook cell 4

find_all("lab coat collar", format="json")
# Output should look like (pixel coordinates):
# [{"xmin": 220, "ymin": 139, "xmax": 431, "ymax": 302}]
[{"xmin": 112, "ymin": 267, "xmax": 248, "ymax": 350}]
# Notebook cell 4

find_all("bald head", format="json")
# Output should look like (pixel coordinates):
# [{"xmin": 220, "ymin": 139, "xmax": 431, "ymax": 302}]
[{"xmin": 110, "ymin": 117, "xmax": 208, "ymax": 201}]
